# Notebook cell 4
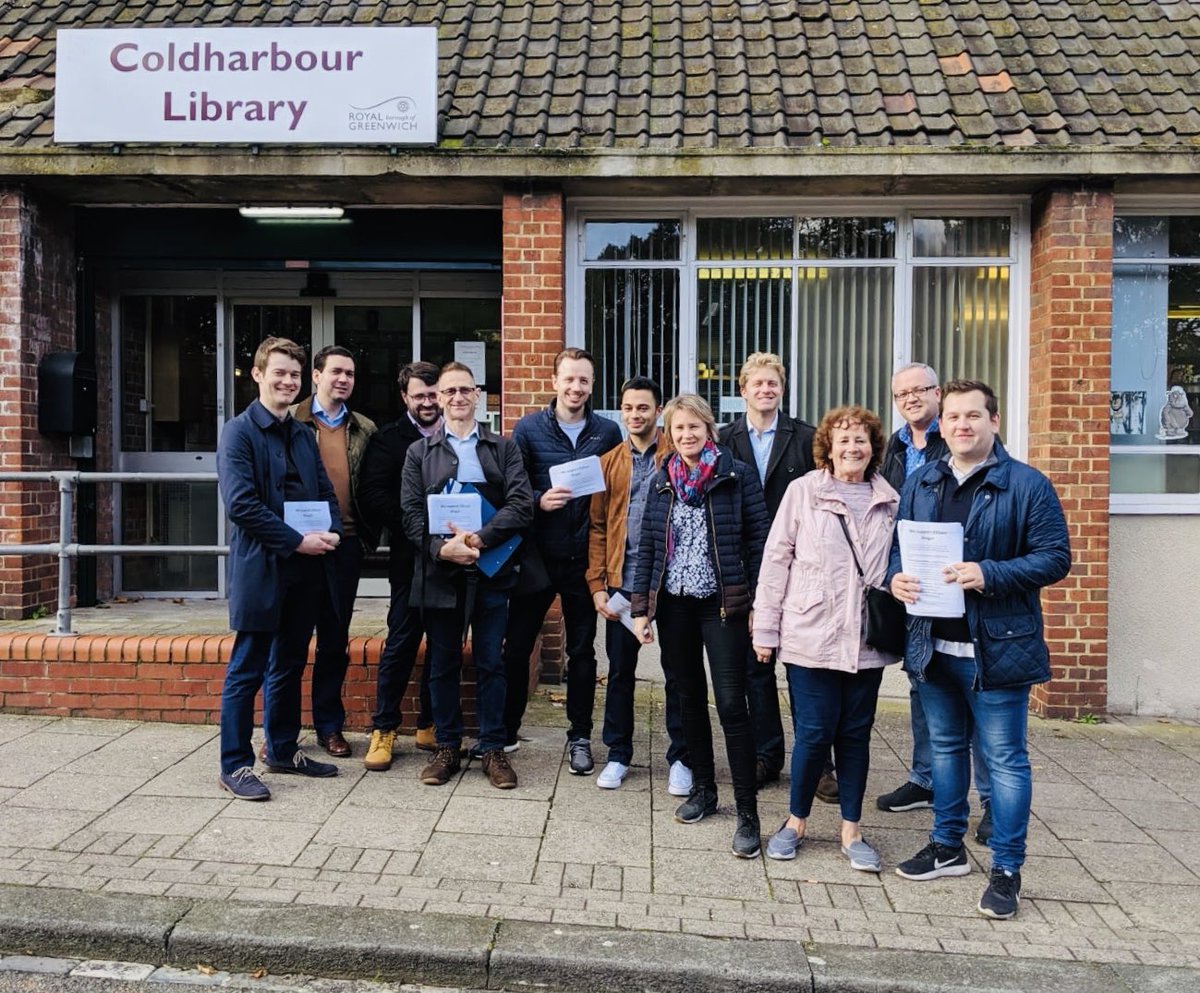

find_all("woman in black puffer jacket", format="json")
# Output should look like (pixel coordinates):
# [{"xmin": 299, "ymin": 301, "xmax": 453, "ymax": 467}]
[{"xmin": 631, "ymin": 394, "xmax": 770, "ymax": 860}]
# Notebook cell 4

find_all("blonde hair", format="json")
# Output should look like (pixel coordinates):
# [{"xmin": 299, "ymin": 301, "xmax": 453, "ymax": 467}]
[
  {"xmin": 738, "ymin": 352, "xmax": 787, "ymax": 390},
  {"xmin": 661, "ymin": 394, "xmax": 720, "ymax": 454}
]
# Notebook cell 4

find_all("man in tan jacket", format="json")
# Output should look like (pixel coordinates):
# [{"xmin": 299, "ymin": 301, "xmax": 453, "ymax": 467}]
[{"xmin": 587, "ymin": 377, "xmax": 690, "ymax": 793}]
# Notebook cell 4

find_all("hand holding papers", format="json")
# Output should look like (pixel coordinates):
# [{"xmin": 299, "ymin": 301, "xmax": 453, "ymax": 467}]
[
  {"xmin": 427, "ymin": 493, "xmax": 483, "ymax": 535},
  {"xmin": 897, "ymin": 520, "xmax": 966, "ymax": 617},
  {"xmin": 548, "ymin": 455, "xmax": 606, "ymax": 498},
  {"xmin": 284, "ymin": 500, "xmax": 332, "ymax": 534},
  {"xmin": 603, "ymin": 591, "xmax": 643, "ymax": 638}
]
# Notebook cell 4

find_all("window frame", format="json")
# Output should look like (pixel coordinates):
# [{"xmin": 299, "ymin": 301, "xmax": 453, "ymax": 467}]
[
  {"xmin": 1110, "ymin": 196, "xmax": 1200, "ymax": 515},
  {"xmin": 567, "ymin": 196, "xmax": 1029, "ymax": 457}
]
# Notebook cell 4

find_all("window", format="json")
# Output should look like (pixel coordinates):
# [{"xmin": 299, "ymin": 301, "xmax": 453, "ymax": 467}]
[
  {"xmin": 1111, "ymin": 215, "xmax": 1200, "ymax": 502},
  {"xmin": 573, "ymin": 208, "xmax": 1017, "ymax": 427}
]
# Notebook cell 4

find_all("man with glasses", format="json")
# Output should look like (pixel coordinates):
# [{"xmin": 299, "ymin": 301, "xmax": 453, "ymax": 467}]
[
  {"xmin": 358, "ymin": 362, "xmax": 442, "ymax": 771},
  {"xmin": 875, "ymin": 362, "xmax": 992, "ymax": 845},
  {"xmin": 401, "ymin": 362, "xmax": 533, "ymax": 789}
]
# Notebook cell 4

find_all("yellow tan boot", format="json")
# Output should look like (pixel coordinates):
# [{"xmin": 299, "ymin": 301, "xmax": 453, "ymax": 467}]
[
  {"xmin": 364, "ymin": 729, "xmax": 398, "ymax": 772},
  {"xmin": 414, "ymin": 726, "xmax": 436, "ymax": 752}
]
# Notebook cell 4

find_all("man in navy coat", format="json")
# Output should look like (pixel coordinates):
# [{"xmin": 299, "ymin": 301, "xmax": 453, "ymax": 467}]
[{"xmin": 216, "ymin": 337, "xmax": 344, "ymax": 801}]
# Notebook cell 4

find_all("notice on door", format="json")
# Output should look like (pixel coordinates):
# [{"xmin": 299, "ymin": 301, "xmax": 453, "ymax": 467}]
[{"xmin": 54, "ymin": 27, "xmax": 437, "ymax": 145}]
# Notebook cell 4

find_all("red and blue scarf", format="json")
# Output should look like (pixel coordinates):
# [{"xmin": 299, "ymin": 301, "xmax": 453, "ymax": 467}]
[{"xmin": 666, "ymin": 441, "xmax": 720, "ymax": 506}]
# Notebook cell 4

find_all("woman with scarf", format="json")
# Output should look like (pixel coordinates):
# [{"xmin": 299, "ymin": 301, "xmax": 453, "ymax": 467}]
[{"xmin": 631, "ymin": 394, "xmax": 770, "ymax": 859}]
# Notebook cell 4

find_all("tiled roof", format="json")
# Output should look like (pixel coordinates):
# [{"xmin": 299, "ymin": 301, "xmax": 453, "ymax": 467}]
[{"xmin": 2, "ymin": 0, "xmax": 1200, "ymax": 151}]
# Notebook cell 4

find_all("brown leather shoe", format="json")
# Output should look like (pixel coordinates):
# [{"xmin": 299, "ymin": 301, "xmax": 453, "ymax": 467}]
[
  {"xmin": 816, "ymin": 768, "xmax": 840, "ymax": 804},
  {"xmin": 317, "ymin": 731, "xmax": 352, "ymax": 758},
  {"xmin": 420, "ymin": 746, "xmax": 461, "ymax": 786},
  {"xmin": 481, "ymin": 749, "xmax": 518, "ymax": 790}
]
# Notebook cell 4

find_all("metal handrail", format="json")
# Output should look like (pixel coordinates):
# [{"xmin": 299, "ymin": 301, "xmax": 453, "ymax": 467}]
[{"xmin": 0, "ymin": 471, "xmax": 228, "ymax": 636}]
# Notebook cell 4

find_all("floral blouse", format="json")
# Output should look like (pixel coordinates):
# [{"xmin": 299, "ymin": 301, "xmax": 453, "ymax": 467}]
[{"xmin": 665, "ymin": 499, "xmax": 718, "ymax": 597}]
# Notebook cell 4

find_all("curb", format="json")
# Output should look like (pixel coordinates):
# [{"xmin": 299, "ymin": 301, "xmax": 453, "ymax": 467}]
[{"xmin": 0, "ymin": 884, "xmax": 1196, "ymax": 993}]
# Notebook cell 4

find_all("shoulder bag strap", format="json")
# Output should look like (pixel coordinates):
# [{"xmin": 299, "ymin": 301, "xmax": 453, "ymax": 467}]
[{"xmin": 836, "ymin": 513, "xmax": 866, "ymax": 581}]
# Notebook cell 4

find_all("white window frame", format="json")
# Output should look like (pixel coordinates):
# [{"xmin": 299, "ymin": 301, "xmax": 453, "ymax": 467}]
[
  {"xmin": 567, "ymin": 196, "xmax": 1029, "ymax": 459},
  {"xmin": 1109, "ymin": 196, "xmax": 1200, "ymax": 514}
]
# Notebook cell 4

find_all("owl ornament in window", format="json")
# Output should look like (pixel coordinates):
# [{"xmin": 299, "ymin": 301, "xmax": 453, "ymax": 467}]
[{"xmin": 1156, "ymin": 385, "xmax": 1193, "ymax": 441}]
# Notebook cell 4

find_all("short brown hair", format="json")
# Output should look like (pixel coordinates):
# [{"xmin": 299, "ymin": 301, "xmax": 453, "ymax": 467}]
[
  {"xmin": 738, "ymin": 352, "xmax": 787, "ymax": 390},
  {"xmin": 812, "ymin": 405, "xmax": 886, "ymax": 478},
  {"xmin": 253, "ymin": 337, "xmax": 306, "ymax": 372},
  {"xmin": 661, "ymin": 393, "xmax": 720, "ymax": 453},
  {"xmin": 941, "ymin": 379, "xmax": 998, "ymax": 417},
  {"xmin": 553, "ymin": 347, "xmax": 596, "ymax": 375},
  {"xmin": 398, "ymin": 361, "xmax": 440, "ymax": 393}
]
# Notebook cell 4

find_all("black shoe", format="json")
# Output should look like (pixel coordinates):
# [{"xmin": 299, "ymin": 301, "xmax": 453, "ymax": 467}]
[
  {"xmin": 732, "ymin": 810, "xmax": 761, "ymax": 859},
  {"xmin": 978, "ymin": 867, "xmax": 1021, "ymax": 919},
  {"xmin": 895, "ymin": 840, "xmax": 971, "ymax": 881},
  {"xmin": 567, "ymin": 738, "xmax": 594, "ymax": 776},
  {"xmin": 755, "ymin": 758, "xmax": 780, "ymax": 790},
  {"xmin": 877, "ymin": 780, "xmax": 934, "ymax": 812},
  {"xmin": 265, "ymin": 752, "xmax": 339, "ymax": 778},
  {"xmin": 975, "ymin": 805, "xmax": 994, "ymax": 845},
  {"xmin": 674, "ymin": 786, "xmax": 718, "ymax": 824}
]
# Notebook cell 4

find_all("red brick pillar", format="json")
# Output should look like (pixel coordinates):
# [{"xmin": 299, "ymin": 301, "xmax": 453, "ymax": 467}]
[
  {"xmin": 1026, "ymin": 186, "xmax": 1112, "ymax": 718},
  {"xmin": 501, "ymin": 187, "xmax": 568, "ymax": 684},
  {"xmin": 0, "ymin": 189, "xmax": 77, "ymax": 620}
]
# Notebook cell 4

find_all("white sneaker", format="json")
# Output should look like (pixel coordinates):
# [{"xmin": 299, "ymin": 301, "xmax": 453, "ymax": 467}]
[
  {"xmin": 597, "ymin": 761, "xmax": 629, "ymax": 790},
  {"xmin": 668, "ymin": 761, "xmax": 693, "ymax": 797}
]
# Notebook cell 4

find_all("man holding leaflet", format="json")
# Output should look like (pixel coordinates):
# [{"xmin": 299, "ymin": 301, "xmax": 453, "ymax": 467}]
[
  {"xmin": 888, "ymin": 380, "xmax": 1070, "ymax": 920},
  {"xmin": 400, "ymin": 362, "xmax": 534, "ymax": 789},
  {"xmin": 875, "ymin": 363, "xmax": 992, "ymax": 846},
  {"xmin": 216, "ymin": 337, "xmax": 343, "ymax": 802},
  {"xmin": 503, "ymin": 348, "xmax": 622, "ymax": 775},
  {"xmin": 587, "ymin": 377, "xmax": 691, "ymax": 793}
]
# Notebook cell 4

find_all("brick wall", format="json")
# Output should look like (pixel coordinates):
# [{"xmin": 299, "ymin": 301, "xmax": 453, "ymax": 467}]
[
  {"xmin": 1026, "ymin": 186, "xmax": 1113, "ymax": 718},
  {"xmin": 500, "ymin": 187, "xmax": 568, "ymax": 681},
  {"xmin": 0, "ymin": 188, "xmax": 77, "ymax": 619}
]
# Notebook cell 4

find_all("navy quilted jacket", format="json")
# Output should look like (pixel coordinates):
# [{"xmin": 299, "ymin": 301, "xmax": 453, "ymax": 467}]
[
  {"xmin": 512, "ymin": 401, "xmax": 623, "ymax": 561},
  {"xmin": 886, "ymin": 443, "xmax": 1072, "ymax": 690},
  {"xmin": 630, "ymin": 447, "xmax": 770, "ymax": 621}
]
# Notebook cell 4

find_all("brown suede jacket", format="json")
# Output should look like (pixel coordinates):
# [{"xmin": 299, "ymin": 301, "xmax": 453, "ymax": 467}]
[{"xmin": 586, "ymin": 436, "xmax": 666, "ymax": 596}]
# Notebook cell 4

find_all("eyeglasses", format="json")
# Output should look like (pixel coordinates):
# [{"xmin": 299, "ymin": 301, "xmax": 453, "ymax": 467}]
[
  {"xmin": 406, "ymin": 392, "xmax": 439, "ymax": 403},
  {"xmin": 439, "ymin": 386, "xmax": 478, "ymax": 398},
  {"xmin": 893, "ymin": 385, "xmax": 938, "ymax": 402}
]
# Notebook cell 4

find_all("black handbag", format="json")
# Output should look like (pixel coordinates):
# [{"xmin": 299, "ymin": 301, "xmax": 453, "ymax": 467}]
[{"xmin": 837, "ymin": 515, "xmax": 907, "ymax": 656}]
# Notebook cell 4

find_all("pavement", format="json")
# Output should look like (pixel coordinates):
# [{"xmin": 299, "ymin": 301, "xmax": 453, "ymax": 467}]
[{"xmin": 0, "ymin": 600, "xmax": 1199, "ymax": 992}]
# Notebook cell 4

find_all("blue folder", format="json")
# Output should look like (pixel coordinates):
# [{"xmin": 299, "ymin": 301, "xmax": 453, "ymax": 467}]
[{"xmin": 444, "ymin": 480, "xmax": 522, "ymax": 578}]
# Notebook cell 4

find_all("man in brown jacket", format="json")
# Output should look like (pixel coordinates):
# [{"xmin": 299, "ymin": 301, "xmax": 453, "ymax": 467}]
[{"xmin": 587, "ymin": 377, "xmax": 690, "ymax": 793}]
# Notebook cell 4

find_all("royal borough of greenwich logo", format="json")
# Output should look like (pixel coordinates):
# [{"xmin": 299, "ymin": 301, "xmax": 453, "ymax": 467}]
[{"xmin": 347, "ymin": 94, "xmax": 421, "ymax": 134}]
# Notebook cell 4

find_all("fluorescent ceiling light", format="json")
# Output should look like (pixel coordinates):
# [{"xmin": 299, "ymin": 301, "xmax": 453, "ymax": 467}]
[{"xmin": 239, "ymin": 206, "xmax": 345, "ymax": 219}]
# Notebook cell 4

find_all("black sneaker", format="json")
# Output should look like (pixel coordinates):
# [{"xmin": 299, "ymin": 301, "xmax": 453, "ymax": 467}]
[
  {"xmin": 876, "ymin": 780, "xmax": 934, "ymax": 812},
  {"xmin": 265, "ymin": 752, "xmax": 339, "ymax": 778},
  {"xmin": 978, "ymin": 867, "xmax": 1021, "ymax": 919},
  {"xmin": 567, "ymin": 738, "xmax": 594, "ymax": 776},
  {"xmin": 895, "ymin": 840, "xmax": 971, "ymax": 881},
  {"xmin": 732, "ymin": 810, "xmax": 761, "ymax": 859},
  {"xmin": 674, "ymin": 786, "xmax": 718, "ymax": 824},
  {"xmin": 975, "ymin": 805, "xmax": 994, "ymax": 845}
]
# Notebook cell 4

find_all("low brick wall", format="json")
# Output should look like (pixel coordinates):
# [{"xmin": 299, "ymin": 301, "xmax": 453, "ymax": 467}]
[{"xmin": 0, "ymin": 633, "xmax": 488, "ymax": 732}]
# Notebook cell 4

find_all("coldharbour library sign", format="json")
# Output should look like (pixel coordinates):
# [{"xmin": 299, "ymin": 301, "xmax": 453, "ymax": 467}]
[{"xmin": 53, "ymin": 27, "xmax": 438, "ymax": 144}]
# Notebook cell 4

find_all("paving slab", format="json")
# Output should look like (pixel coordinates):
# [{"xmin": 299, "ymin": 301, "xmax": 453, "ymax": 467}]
[
  {"xmin": 89, "ymin": 796, "xmax": 227, "ymax": 836},
  {"xmin": 168, "ymin": 900, "xmax": 494, "ymax": 987},
  {"xmin": 414, "ymin": 833, "xmax": 541, "ymax": 883},
  {"xmin": 175, "ymin": 816, "xmax": 320, "ymax": 866},
  {"xmin": 491, "ymin": 919, "xmax": 809, "ymax": 993},
  {"xmin": 7, "ymin": 773, "xmax": 146, "ymax": 812}
]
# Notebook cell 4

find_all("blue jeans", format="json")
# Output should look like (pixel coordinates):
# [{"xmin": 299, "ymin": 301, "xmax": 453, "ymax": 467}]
[
  {"xmin": 908, "ymin": 673, "xmax": 991, "ymax": 806},
  {"xmin": 220, "ymin": 567, "xmax": 318, "ymax": 775},
  {"xmin": 311, "ymin": 535, "xmax": 364, "ymax": 737},
  {"xmin": 916, "ymin": 652, "xmax": 1032, "ymax": 873},
  {"xmin": 372, "ymin": 574, "xmax": 432, "ymax": 732},
  {"xmin": 655, "ymin": 593, "xmax": 757, "ymax": 812},
  {"xmin": 785, "ymin": 664, "xmax": 883, "ymax": 822},
  {"xmin": 601, "ymin": 589, "xmax": 688, "ymax": 767},
  {"xmin": 424, "ymin": 582, "xmax": 508, "ymax": 753}
]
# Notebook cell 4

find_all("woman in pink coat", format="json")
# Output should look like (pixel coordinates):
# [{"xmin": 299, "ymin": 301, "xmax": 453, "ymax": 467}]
[{"xmin": 752, "ymin": 404, "xmax": 900, "ymax": 872}]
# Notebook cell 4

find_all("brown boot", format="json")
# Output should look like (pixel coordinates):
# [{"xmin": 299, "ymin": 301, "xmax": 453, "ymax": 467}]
[
  {"xmin": 414, "ymin": 726, "xmax": 436, "ymax": 752},
  {"xmin": 420, "ymin": 746, "xmax": 461, "ymax": 786},
  {"xmin": 481, "ymin": 749, "xmax": 518, "ymax": 790}
]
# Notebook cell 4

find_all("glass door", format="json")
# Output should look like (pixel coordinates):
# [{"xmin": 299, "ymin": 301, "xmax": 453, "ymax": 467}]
[{"xmin": 117, "ymin": 294, "xmax": 223, "ymax": 594}]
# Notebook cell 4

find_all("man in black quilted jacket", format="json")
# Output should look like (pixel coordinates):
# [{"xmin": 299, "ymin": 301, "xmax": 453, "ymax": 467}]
[{"xmin": 502, "ymin": 348, "xmax": 622, "ymax": 775}]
